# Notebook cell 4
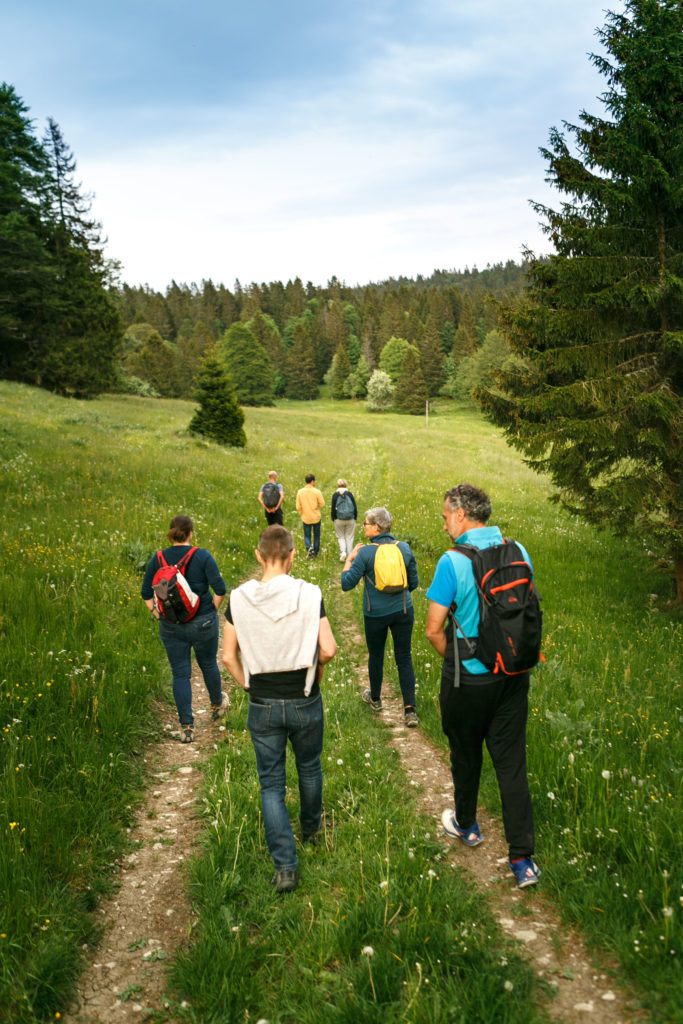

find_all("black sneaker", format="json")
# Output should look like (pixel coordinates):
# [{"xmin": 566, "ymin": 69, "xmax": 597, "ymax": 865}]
[
  {"xmin": 404, "ymin": 709, "xmax": 419, "ymax": 728},
  {"xmin": 180, "ymin": 725, "xmax": 194, "ymax": 744},
  {"xmin": 271, "ymin": 868, "xmax": 298, "ymax": 893}
]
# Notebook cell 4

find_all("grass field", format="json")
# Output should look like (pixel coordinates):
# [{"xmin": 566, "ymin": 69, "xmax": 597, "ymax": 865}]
[{"xmin": 0, "ymin": 381, "xmax": 681, "ymax": 1022}]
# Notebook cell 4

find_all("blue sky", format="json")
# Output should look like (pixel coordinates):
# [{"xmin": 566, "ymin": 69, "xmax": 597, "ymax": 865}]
[{"xmin": 3, "ymin": 0, "xmax": 613, "ymax": 289}]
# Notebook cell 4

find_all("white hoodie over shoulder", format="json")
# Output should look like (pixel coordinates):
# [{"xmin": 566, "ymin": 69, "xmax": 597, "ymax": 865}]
[{"xmin": 229, "ymin": 575, "xmax": 322, "ymax": 695}]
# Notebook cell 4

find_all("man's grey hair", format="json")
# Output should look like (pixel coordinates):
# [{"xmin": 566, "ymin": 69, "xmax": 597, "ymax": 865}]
[
  {"xmin": 365, "ymin": 506, "xmax": 393, "ymax": 533},
  {"xmin": 444, "ymin": 483, "xmax": 492, "ymax": 524}
]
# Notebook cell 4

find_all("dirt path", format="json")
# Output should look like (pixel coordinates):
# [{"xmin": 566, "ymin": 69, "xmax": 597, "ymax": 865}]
[
  {"xmin": 63, "ymin": 673, "xmax": 221, "ymax": 1023},
  {"xmin": 64, "ymin": 625, "xmax": 646, "ymax": 1023}
]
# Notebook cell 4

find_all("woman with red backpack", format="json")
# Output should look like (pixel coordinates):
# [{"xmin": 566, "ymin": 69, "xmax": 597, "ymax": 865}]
[{"xmin": 141, "ymin": 514, "xmax": 228, "ymax": 743}]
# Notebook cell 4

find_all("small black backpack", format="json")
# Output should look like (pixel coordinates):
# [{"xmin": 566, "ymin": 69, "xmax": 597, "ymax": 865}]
[
  {"xmin": 450, "ymin": 539, "xmax": 542, "ymax": 678},
  {"xmin": 262, "ymin": 481, "xmax": 281, "ymax": 509}
]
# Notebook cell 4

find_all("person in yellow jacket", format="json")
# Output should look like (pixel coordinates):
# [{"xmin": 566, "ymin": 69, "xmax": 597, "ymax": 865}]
[{"xmin": 295, "ymin": 473, "xmax": 325, "ymax": 558}]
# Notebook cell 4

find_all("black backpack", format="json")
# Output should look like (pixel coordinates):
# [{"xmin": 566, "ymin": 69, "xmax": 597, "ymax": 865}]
[
  {"xmin": 450, "ymin": 539, "xmax": 542, "ymax": 679},
  {"xmin": 262, "ymin": 481, "xmax": 281, "ymax": 509}
]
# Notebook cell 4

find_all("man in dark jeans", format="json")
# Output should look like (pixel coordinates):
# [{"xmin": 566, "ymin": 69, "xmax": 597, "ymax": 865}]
[
  {"xmin": 425, "ymin": 483, "xmax": 539, "ymax": 888},
  {"xmin": 222, "ymin": 526, "xmax": 336, "ymax": 893}
]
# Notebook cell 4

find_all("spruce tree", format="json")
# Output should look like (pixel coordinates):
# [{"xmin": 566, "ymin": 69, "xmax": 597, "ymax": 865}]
[
  {"xmin": 285, "ymin": 318, "xmax": 319, "ymax": 399},
  {"xmin": 479, "ymin": 0, "xmax": 683, "ymax": 601},
  {"xmin": 188, "ymin": 355, "xmax": 246, "ymax": 447},
  {"xmin": 394, "ymin": 345, "xmax": 428, "ymax": 414},
  {"xmin": 329, "ymin": 343, "xmax": 351, "ymax": 399},
  {"xmin": 219, "ymin": 322, "xmax": 274, "ymax": 406},
  {"xmin": 420, "ymin": 315, "xmax": 446, "ymax": 397}
]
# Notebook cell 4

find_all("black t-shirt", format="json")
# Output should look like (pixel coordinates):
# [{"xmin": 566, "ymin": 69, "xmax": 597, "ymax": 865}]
[{"xmin": 225, "ymin": 595, "xmax": 326, "ymax": 699}]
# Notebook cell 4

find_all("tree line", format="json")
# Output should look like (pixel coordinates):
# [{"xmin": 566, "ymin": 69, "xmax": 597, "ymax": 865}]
[{"xmin": 111, "ymin": 264, "xmax": 528, "ymax": 410}]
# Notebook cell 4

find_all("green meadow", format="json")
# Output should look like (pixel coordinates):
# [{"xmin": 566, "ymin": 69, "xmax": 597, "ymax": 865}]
[{"xmin": 1, "ymin": 380, "xmax": 681, "ymax": 1023}]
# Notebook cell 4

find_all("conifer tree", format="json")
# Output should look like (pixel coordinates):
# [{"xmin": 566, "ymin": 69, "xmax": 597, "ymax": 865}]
[
  {"xmin": 479, "ymin": 0, "xmax": 683, "ymax": 601},
  {"xmin": 219, "ymin": 322, "xmax": 274, "ymax": 406},
  {"xmin": 285, "ymin": 318, "xmax": 319, "ymax": 399},
  {"xmin": 420, "ymin": 315, "xmax": 446, "ymax": 397},
  {"xmin": 188, "ymin": 355, "xmax": 246, "ymax": 447},
  {"xmin": 394, "ymin": 345, "xmax": 428, "ymax": 414},
  {"xmin": 329, "ymin": 343, "xmax": 351, "ymax": 399}
]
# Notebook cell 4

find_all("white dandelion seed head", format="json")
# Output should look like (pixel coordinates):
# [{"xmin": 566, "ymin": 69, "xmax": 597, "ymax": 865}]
[
  {"xmin": 362, "ymin": 946, "xmax": 374, "ymax": 956},
  {"xmin": 602, "ymin": 770, "xmax": 611, "ymax": 780}
]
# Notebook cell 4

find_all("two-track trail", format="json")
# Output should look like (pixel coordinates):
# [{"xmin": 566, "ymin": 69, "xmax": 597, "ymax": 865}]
[{"xmin": 64, "ymin": 604, "xmax": 646, "ymax": 1023}]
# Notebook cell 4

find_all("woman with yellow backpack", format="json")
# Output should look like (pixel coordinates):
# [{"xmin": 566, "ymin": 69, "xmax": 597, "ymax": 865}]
[{"xmin": 341, "ymin": 506, "xmax": 420, "ymax": 727}]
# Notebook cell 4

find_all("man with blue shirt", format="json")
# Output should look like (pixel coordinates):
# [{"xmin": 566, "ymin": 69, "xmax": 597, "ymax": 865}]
[{"xmin": 425, "ymin": 483, "xmax": 539, "ymax": 888}]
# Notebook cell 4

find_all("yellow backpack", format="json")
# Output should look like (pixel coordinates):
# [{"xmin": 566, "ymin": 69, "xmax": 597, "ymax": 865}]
[{"xmin": 372, "ymin": 542, "xmax": 408, "ymax": 595}]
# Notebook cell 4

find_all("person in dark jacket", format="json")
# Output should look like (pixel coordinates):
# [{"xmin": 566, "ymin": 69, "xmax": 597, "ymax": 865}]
[
  {"xmin": 141, "ymin": 514, "xmax": 228, "ymax": 743},
  {"xmin": 341, "ymin": 506, "xmax": 420, "ymax": 727},
  {"xmin": 330, "ymin": 478, "xmax": 358, "ymax": 561}
]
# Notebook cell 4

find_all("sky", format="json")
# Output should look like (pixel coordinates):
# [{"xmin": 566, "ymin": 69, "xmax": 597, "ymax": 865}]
[{"xmin": 2, "ymin": 0, "xmax": 614, "ymax": 291}]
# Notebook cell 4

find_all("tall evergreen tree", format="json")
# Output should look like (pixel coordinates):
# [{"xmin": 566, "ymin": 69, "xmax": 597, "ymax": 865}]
[
  {"xmin": 285, "ymin": 318, "xmax": 319, "ymax": 399},
  {"xmin": 188, "ymin": 355, "xmax": 246, "ymax": 447},
  {"xmin": 219, "ymin": 322, "xmax": 274, "ymax": 406},
  {"xmin": 479, "ymin": 0, "xmax": 683, "ymax": 601},
  {"xmin": 394, "ymin": 345, "xmax": 428, "ymax": 414},
  {"xmin": 0, "ymin": 84, "xmax": 53, "ymax": 378},
  {"xmin": 329, "ymin": 343, "xmax": 352, "ymax": 399},
  {"xmin": 420, "ymin": 315, "xmax": 446, "ymax": 397}
]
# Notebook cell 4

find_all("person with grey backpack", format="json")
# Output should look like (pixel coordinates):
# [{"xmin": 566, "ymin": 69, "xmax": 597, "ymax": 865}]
[{"xmin": 330, "ymin": 478, "xmax": 357, "ymax": 561}]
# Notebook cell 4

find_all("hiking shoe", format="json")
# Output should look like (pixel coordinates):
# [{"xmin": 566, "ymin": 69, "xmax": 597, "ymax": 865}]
[
  {"xmin": 362, "ymin": 688, "xmax": 383, "ymax": 711},
  {"xmin": 180, "ymin": 725, "xmax": 194, "ymax": 744},
  {"xmin": 340, "ymin": 552, "xmax": 346, "ymax": 561},
  {"xmin": 211, "ymin": 692, "xmax": 230, "ymax": 721},
  {"xmin": 509, "ymin": 857, "xmax": 540, "ymax": 888},
  {"xmin": 271, "ymin": 868, "xmax": 298, "ymax": 893},
  {"xmin": 441, "ymin": 809, "xmax": 484, "ymax": 846},
  {"xmin": 404, "ymin": 709, "xmax": 419, "ymax": 728}
]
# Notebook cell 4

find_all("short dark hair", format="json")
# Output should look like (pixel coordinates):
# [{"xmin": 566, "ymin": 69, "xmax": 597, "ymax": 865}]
[
  {"xmin": 258, "ymin": 525, "xmax": 295, "ymax": 562},
  {"xmin": 168, "ymin": 514, "xmax": 194, "ymax": 542},
  {"xmin": 444, "ymin": 483, "xmax": 492, "ymax": 524},
  {"xmin": 305, "ymin": 473, "xmax": 315, "ymax": 484}
]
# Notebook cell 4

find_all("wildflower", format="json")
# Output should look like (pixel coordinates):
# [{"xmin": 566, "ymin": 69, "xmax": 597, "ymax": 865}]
[
  {"xmin": 504, "ymin": 980, "xmax": 514, "ymax": 992},
  {"xmin": 379, "ymin": 880, "xmax": 388, "ymax": 889},
  {"xmin": 601, "ymin": 770, "xmax": 611, "ymax": 780},
  {"xmin": 663, "ymin": 907, "xmax": 673, "ymax": 918},
  {"xmin": 362, "ymin": 946, "xmax": 374, "ymax": 956},
  {"xmin": 547, "ymin": 791, "xmax": 556, "ymax": 801},
  {"xmin": 568, "ymin": 753, "xmax": 575, "ymax": 765},
  {"xmin": 337, "ymin": 758, "xmax": 343, "ymax": 765},
  {"xmin": 9, "ymin": 822, "xmax": 17, "ymax": 830}
]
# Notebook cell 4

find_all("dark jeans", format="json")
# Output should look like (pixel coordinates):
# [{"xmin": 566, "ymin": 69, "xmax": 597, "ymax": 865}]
[
  {"xmin": 158, "ymin": 611, "xmax": 223, "ymax": 726},
  {"xmin": 247, "ymin": 693, "xmax": 324, "ymax": 871},
  {"xmin": 363, "ymin": 607, "xmax": 416, "ymax": 707},
  {"xmin": 440, "ymin": 671, "xmax": 534, "ymax": 860},
  {"xmin": 265, "ymin": 508, "xmax": 283, "ymax": 525},
  {"xmin": 303, "ymin": 521, "xmax": 320, "ymax": 554}
]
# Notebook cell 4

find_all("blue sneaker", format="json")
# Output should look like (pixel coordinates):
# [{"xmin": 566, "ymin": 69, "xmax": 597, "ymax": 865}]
[
  {"xmin": 509, "ymin": 857, "xmax": 540, "ymax": 888},
  {"xmin": 441, "ymin": 809, "xmax": 483, "ymax": 846}
]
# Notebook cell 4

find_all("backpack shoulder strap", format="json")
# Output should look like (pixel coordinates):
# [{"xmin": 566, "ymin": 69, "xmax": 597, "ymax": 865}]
[
  {"xmin": 176, "ymin": 546, "xmax": 198, "ymax": 573},
  {"xmin": 157, "ymin": 550, "xmax": 168, "ymax": 568}
]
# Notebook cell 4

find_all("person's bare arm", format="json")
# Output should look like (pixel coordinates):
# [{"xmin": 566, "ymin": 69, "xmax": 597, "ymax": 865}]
[
  {"xmin": 222, "ymin": 621, "xmax": 246, "ymax": 688},
  {"xmin": 425, "ymin": 601, "xmax": 449, "ymax": 658}
]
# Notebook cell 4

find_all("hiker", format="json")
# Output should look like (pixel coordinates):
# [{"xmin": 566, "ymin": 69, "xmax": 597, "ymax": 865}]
[
  {"xmin": 295, "ymin": 472, "xmax": 325, "ymax": 558},
  {"xmin": 341, "ymin": 506, "xmax": 420, "ymax": 727},
  {"xmin": 330, "ymin": 478, "xmax": 358, "ymax": 561},
  {"xmin": 141, "ymin": 514, "xmax": 229, "ymax": 744},
  {"xmin": 424, "ymin": 483, "xmax": 539, "ymax": 888},
  {"xmin": 222, "ymin": 525, "xmax": 337, "ymax": 893},
  {"xmin": 258, "ymin": 470, "xmax": 284, "ymax": 525}
]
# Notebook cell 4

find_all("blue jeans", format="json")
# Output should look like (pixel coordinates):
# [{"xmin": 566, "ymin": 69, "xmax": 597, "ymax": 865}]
[
  {"xmin": 247, "ymin": 693, "xmax": 324, "ymax": 871},
  {"xmin": 303, "ymin": 521, "xmax": 320, "ymax": 554},
  {"xmin": 158, "ymin": 611, "xmax": 223, "ymax": 726},
  {"xmin": 364, "ymin": 607, "xmax": 416, "ymax": 707}
]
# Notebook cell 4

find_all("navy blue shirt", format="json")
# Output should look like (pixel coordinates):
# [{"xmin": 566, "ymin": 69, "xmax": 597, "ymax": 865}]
[{"xmin": 141, "ymin": 545, "xmax": 226, "ymax": 617}]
